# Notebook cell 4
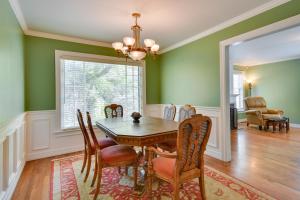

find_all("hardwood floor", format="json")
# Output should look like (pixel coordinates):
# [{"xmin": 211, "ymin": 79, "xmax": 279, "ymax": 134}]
[
  {"xmin": 206, "ymin": 123, "xmax": 300, "ymax": 200},
  {"xmin": 12, "ymin": 123, "xmax": 300, "ymax": 200}
]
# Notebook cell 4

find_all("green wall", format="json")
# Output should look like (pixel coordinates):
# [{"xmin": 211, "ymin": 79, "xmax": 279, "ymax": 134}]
[
  {"xmin": 0, "ymin": 0, "xmax": 25, "ymax": 125},
  {"xmin": 246, "ymin": 59, "xmax": 300, "ymax": 124},
  {"xmin": 24, "ymin": 36, "xmax": 161, "ymax": 111},
  {"xmin": 5, "ymin": 0, "xmax": 300, "ymax": 115},
  {"xmin": 159, "ymin": 0, "xmax": 300, "ymax": 107}
]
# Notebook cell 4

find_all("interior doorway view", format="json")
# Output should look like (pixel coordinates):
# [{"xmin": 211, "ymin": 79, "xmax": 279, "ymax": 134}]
[{"xmin": 225, "ymin": 24, "xmax": 300, "ymax": 198}]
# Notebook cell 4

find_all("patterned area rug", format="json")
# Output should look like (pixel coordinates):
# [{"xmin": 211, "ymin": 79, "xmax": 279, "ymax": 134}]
[{"xmin": 50, "ymin": 155, "xmax": 276, "ymax": 200}]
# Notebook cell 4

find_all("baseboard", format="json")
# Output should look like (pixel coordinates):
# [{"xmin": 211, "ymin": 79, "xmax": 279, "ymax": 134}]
[
  {"xmin": 205, "ymin": 149, "xmax": 222, "ymax": 160},
  {"xmin": 290, "ymin": 123, "xmax": 300, "ymax": 128},
  {"xmin": 238, "ymin": 118, "xmax": 247, "ymax": 123},
  {"xmin": 27, "ymin": 145, "xmax": 84, "ymax": 161},
  {"xmin": 2, "ymin": 160, "xmax": 25, "ymax": 200}
]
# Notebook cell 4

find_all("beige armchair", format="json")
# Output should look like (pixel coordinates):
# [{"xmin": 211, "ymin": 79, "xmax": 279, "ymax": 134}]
[{"xmin": 244, "ymin": 96, "xmax": 284, "ymax": 130}]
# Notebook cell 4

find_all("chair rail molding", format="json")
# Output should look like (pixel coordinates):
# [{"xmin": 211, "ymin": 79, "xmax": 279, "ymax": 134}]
[{"xmin": 0, "ymin": 113, "xmax": 26, "ymax": 200}]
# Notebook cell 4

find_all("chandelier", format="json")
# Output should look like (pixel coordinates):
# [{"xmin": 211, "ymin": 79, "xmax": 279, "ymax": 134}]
[{"xmin": 112, "ymin": 13, "xmax": 159, "ymax": 61}]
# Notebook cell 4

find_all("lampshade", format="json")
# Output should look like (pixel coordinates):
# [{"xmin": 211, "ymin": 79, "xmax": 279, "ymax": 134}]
[
  {"xmin": 121, "ymin": 46, "xmax": 128, "ymax": 54},
  {"xmin": 112, "ymin": 42, "xmax": 123, "ymax": 50},
  {"xmin": 129, "ymin": 50, "xmax": 146, "ymax": 61},
  {"xmin": 144, "ymin": 39, "xmax": 155, "ymax": 48},
  {"xmin": 151, "ymin": 44, "xmax": 159, "ymax": 52},
  {"xmin": 123, "ymin": 37, "xmax": 135, "ymax": 46}
]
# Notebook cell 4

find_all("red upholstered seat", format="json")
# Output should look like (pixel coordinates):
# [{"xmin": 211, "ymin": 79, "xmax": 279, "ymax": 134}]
[
  {"xmin": 97, "ymin": 138, "xmax": 117, "ymax": 149},
  {"xmin": 101, "ymin": 145, "xmax": 137, "ymax": 164},
  {"xmin": 90, "ymin": 138, "xmax": 117, "ymax": 153},
  {"xmin": 157, "ymin": 138, "xmax": 177, "ymax": 153},
  {"xmin": 152, "ymin": 157, "xmax": 176, "ymax": 179}
]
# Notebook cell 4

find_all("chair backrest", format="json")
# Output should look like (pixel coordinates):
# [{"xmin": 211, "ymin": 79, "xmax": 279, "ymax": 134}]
[
  {"xmin": 176, "ymin": 114, "xmax": 212, "ymax": 174},
  {"xmin": 104, "ymin": 104, "xmax": 123, "ymax": 118},
  {"xmin": 86, "ymin": 112, "xmax": 100, "ymax": 150},
  {"xmin": 178, "ymin": 105, "xmax": 196, "ymax": 122},
  {"xmin": 244, "ymin": 96, "xmax": 267, "ymax": 113},
  {"xmin": 77, "ymin": 109, "xmax": 92, "ymax": 150},
  {"xmin": 163, "ymin": 104, "xmax": 176, "ymax": 120}
]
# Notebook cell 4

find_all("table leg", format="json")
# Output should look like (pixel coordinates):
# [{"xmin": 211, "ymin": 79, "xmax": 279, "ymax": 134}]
[
  {"xmin": 264, "ymin": 122, "xmax": 267, "ymax": 131},
  {"xmin": 286, "ymin": 119, "xmax": 290, "ymax": 133},
  {"xmin": 279, "ymin": 123, "xmax": 282, "ymax": 131},
  {"xmin": 273, "ymin": 123, "xmax": 276, "ymax": 132}
]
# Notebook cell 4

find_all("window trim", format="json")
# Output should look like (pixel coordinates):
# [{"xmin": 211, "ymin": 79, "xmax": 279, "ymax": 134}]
[
  {"xmin": 55, "ymin": 50, "xmax": 146, "ymax": 131},
  {"xmin": 233, "ymin": 70, "xmax": 245, "ymax": 111}
]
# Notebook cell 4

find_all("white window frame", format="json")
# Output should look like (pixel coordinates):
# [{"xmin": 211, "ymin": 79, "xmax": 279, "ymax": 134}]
[
  {"xmin": 55, "ymin": 50, "xmax": 146, "ymax": 131},
  {"xmin": 233, "ymin": 70, "xmax": 245, "ymax": 111}
]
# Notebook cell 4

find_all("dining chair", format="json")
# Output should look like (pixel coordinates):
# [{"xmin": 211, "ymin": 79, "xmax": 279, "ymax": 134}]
[
  {"xmin": 77, "ymin": 109, "xmax": 117, "ymax": 183},
  {"xmin": 147, "ymin": 114, "xmax": 212, "ymax": 200},
  {"xmin": 157, "ymin": 105, "xmax": 196, "ymax": 153},
  {"xmin": 86, "ymin": 112, "xmax": 140, "ymax": 200},
  {"xmin": 163, "ymin": 104, "xmax": 176, "ymax": 120},
  {"xmin": 104, "ymin": 104, "xmax": 123, "ymax": 118}
]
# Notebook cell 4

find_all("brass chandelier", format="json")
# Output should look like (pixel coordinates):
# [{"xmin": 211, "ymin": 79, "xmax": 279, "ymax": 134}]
[{"xmin": 112, "ymin": 13, "xmax": 159, "ymax": 61}]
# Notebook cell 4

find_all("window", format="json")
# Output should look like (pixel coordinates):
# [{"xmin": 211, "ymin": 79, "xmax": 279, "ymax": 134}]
[
  {"xmin": 56, "ymin": 51, "xmax": 144, "ymax": 129},
  {"xmin": 233, "ymin": 71, "xmax": 244, "ymax": 110}
]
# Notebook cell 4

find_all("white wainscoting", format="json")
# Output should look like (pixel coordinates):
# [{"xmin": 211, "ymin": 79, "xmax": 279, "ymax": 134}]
[
  {"xmin": 27, "ymin": 111, "xmax": 86, "ymax": 161},
  {"xmin": 0, "ymin": 114, "xmax": 26, "ymax": 200},
  {"xmin": 25, "ymin": 104, "xmax": 222, "ymax": 162},
  {"xmin": 25, "ymin": 105, "xmax": 163, "ymax": 161},
  {"xmin": 144, "ymin": 104, "xmax": 223, "ymax": 160}
]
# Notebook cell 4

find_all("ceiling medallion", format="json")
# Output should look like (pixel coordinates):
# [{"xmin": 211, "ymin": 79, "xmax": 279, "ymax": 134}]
[{"xmin": 112, "ymin": 13, "xmax": 159, "ymax": 61}]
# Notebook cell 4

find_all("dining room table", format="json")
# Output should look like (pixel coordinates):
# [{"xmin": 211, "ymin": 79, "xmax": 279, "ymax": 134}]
[{"xmin": 96, "ymin": 116, "xmax": 179, "ymax": 192}]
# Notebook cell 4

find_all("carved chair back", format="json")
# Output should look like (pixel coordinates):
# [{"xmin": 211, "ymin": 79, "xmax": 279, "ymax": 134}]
[
  {"xmin": 163, "ymin": 104, "xmax": 176, "ymax": 120},
  {"xmin": 178, "ymin": 105, "xmax": 196, "ymax": 122},
  {"xmin": 104, "ymin": 104, "xmax": 123, "ymax": 118},
  {"xmin": 86, "ymin": 112, "xmax": 100, "ymax": 150},
  {"xmin": 176, "ymin": 114, "xmax": 212, "ymax": 174},
  {"xmin": 77, "ymin": 109, "xmax": 92, "ymax": 151}
]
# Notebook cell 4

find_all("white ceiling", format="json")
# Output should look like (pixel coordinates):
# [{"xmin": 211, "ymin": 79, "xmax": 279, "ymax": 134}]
[
  {"xmin": 16, "ymin": 0, "xmax": 276, "ymax": 50},
  {"xmin": 230, "ymin": 25, "xmax": 300, "ymax": 67}
]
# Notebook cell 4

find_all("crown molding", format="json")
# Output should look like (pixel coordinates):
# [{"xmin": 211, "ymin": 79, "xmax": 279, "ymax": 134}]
[
  {"xmin": 8, "ymin": 0, "xmax": 112, "ymax": 48},
  {"xmin": 8, "ymin": 0, "xmax": 27, "ymax": 30},
  {"xmin": 24, "ymin": 29, "xmax": 112, "ymax": 48},
  {"xmin": 235, "ymin": 54, "xmax": 300, "ymax": 67},
  {"xmin": 159, "ymin": 0, "xmax": 291, "ymax": 54},
  {"xmin": 9, "ymin": 0, "xmax": 290, "ymax": 51}
]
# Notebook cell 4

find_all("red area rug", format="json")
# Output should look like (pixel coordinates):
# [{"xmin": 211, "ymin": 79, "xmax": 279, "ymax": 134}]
[{"xmin": 50, "ymin": 155, "xmax": 276, "ymax": 200}]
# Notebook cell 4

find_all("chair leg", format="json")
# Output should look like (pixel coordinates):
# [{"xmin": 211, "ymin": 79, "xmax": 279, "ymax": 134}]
[
  {"xmin": 84, "ymin": 154, "xmax": 92, "ymax": 182},
  {"xmin": 199, "ymin": 176, "xmax": 206, "ymax": 200},
  {"xmin": 173, "ymin": 184, "xmax": 180, "ymax": 200},
  {"xmin": 125, "ymin": 166, "xmax": 128, "ymax": 175},
  {"xmin": 91, "ymin": 154, "xmax": 98, "ymax": 187},
  {"xmin": 133, "ymin": 163, "xmax": 138, "ymax": 189},
  {"xmin": 93, "ymin": 165, "xmax": 102, "ymax": 200},
  {"xmin": 147, "ymin": 173, "xmax": 153, "ymax": 199},
  {"xmin": 81, "ymin": 149, "xmax": 87, "ymax": 173}
]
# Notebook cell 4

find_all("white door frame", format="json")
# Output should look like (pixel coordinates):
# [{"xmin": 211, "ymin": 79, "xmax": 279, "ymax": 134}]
[{"xmin": 219, "ymin": 14, "xmax": 300, "ymax": 162}]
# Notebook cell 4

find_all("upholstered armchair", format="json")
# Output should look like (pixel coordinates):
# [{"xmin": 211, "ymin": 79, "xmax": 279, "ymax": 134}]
[{"xmin": 244, "ymin": 96, "xmax": 284, "ymax": 129}]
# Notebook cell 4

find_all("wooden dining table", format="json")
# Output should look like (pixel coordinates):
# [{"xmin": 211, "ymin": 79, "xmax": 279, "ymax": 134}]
[
  {"xmin": 96, "ymin": 116, "xmax": 179, "ymax": 147},
  {"xmin": 96, "ymin": 116, "xmax": 179, "ymax": 192}
]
